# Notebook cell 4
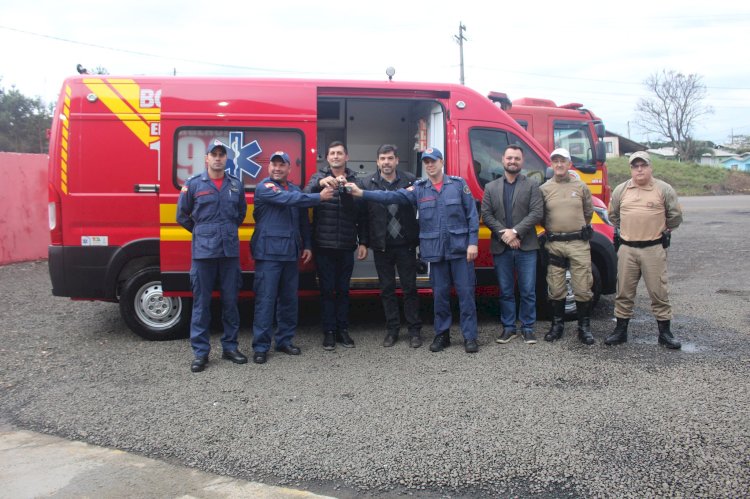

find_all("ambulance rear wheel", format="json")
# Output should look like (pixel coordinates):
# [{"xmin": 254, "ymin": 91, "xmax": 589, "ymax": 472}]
[{"xmin": 120, "ymin": 267, "xmax": 191, "ymax": 341}]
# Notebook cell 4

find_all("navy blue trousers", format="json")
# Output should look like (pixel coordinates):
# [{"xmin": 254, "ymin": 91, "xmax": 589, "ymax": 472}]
[
  {"xmin": 189, "ymin": 257, "xmax": 241, "ymax": 358},
  {"xmin": 252, "ymin": 259, "xmax": 299, "ymax": 353}
]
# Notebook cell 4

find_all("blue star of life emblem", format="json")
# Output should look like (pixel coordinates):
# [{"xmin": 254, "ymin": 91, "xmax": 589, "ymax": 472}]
[{"xmin": 216, "ymin": 131, "xmax": 263, "ymax": 180}]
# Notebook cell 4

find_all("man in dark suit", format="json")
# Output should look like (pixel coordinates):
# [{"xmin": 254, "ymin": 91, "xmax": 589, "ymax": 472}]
[{"xmin": 481, "ymin": 144, "xmax": 543, "ymax": 344}]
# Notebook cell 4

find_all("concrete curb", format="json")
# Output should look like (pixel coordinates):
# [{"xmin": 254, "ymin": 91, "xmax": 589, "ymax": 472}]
[{"xmin": 0, "ymin": 428, "xmax": 334, "ymax": 499}]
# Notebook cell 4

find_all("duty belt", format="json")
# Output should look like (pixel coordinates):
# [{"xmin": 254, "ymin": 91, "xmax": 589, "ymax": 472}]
[
  {"xmin": 621, "ymin": 238, "xmax": 661, "ymax": 248},
  {"xmin": 546, "ymin": 230, "xmax": 584, "ymax": 242}
]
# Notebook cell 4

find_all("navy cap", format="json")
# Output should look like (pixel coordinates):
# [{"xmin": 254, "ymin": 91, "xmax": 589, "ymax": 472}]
[
  {"xmin": 422, "ymin": 147, "xmax": 443, "ymax": 161},
  {"xmin": 206, "ymin": 140, "xmax": 227, "ymax": 155},
  {"xmin": 270, "ymin": 151, "xmax": 291, "ymax": 165}
]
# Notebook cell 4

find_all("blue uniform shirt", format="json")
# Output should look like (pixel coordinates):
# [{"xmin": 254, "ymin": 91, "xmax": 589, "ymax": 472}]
[
  {"xmin": 250, "ymin": 177, "xmax": 321, "ymax": 262},
  {"xmin": 362, "ymin": 175, "xmax": 479, "ymax": 262},
  {"xmin": 176, "ymin": 171, "xmax": 247, "ymax": 259}
]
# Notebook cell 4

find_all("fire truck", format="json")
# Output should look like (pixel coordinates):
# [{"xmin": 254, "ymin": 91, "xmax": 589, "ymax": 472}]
[
  {"xmin": 48, "ymin": 76, "xmax": 616, "ymax": 340},
  {"xmin": 488, "ymin": 92, "xmax": 611, "ymax": 206}
]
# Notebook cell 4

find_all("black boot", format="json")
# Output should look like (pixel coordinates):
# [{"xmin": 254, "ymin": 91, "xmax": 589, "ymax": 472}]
[
  {"xmin": 657, "ymin": 320, "xmax": 681, "ymax": 349},
  {"xmin": 544, "ymin": 300, "xmax": 565, "ymax": 342},
  {"xmin": 576, "ymin": 301, "xmax": 595, "ymax": 345},
  {"xmin": 429, "ymin": 331, "xmax": 451, "ymax": 352},
  {"xmin": 605, "ymin": 318, "xmax": 629, "ymax": 345}
]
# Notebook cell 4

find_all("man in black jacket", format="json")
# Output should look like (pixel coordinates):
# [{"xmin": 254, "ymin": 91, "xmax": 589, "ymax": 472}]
[
  {"xmin": 362, "ymin": 145, "xmax": 422, "ymax": 348},
  {"xmin": 303, "ymin": 141, "xmax": 368, "ymax": 351}
]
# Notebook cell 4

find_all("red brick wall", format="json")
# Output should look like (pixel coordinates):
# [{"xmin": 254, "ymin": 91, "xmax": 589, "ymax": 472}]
[{"xmin": 0, "ymin": 153, "xmax": 48, "ymax": 264}]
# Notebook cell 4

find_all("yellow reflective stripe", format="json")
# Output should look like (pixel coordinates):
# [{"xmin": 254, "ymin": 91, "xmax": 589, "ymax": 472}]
[
  {"xmin": 160, "ymin": 204, "xmax": 177, "ymax": 224},
  {"xmin": 160, "ymin": 227, "xmax": 255, "ymax": 242},
  {"xmin": 59, "ymin": 85, "xmax": 71, "ymax": 194},
  {"xmin": 83, "ymin": 78, "xmax": 159, "ymax": 148},
  {"xmin": 160, "ymin": 227, "xmax": 191, "ymax": 241},
  {"xmin": 160, "ymin": 203, "xmax": 254, "ymax": 224}
]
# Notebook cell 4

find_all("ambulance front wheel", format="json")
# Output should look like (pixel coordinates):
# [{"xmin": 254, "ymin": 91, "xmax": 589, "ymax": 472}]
[{"xmin": 120, "ymin": 266, "xmax": 191, "ymax": 341}]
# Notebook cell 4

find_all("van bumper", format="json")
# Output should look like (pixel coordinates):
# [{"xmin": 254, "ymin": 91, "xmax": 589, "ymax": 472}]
[{"xmin": 48, "ymin": 245, "xmax": 118, "ymax": 300}]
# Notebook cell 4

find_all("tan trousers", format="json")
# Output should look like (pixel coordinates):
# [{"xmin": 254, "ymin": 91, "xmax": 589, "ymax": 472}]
[
  {"xmin": 546, "ymin": 240, "xmax": 593, "ymax": 302},
  {"xmin": 615, "ymin": 244, "xmax": 672, "ymax": 320}
]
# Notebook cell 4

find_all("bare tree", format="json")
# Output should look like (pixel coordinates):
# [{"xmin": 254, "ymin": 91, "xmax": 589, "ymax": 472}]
[{"xmin": 636, "ymin": 70, "xmax": 713, "ymax": 161}]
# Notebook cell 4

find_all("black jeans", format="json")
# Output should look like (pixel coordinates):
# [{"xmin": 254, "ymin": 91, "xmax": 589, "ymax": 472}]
[
  {"xmin": 315, "ymin": 248, "xmax": 355, "ymax": 332},
  {"xmin": 373, "ymin": 245, "xmax": 422, "ymax": 335}
]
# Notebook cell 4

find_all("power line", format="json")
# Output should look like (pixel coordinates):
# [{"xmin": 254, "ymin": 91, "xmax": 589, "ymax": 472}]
[{"xmin": 0, "ymin": 25, "xmax": 371, "ymax": 76}]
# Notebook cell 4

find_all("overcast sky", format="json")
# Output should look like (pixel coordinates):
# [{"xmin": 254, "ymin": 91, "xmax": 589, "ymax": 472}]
[{"xmin": 1, "ymin": 0, "xmax": 748, "ymax": 144}]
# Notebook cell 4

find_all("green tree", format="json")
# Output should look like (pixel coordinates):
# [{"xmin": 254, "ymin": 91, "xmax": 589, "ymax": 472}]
[
  {"xmin": 0, "ymin": 81, "xmax": 53, "ymax": 153},
  {"xmin": 635, "ymin": 70, "xmax": 713, "ymax": 162}
]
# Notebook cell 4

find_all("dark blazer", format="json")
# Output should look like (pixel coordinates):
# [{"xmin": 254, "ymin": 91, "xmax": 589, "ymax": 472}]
[{"xmin": 481, "ymin": 174, "xmax": 543, "ymax": 254}]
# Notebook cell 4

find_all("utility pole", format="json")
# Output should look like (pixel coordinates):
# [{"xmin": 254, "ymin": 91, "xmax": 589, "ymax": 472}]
[{"xmin": 454, "ymin": 22, "xmax": 467, "ymax": 85}]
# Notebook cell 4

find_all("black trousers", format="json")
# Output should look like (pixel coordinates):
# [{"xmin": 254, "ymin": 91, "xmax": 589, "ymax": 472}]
[{"xmin": 373, "ymin": 246, "xmax": 422, "ymax": 335}]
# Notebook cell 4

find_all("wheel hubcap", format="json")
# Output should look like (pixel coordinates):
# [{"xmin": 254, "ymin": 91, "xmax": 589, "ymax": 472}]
[{"xmin": 134, "ymin": 281, "xmax": 182, "ymax": 330}]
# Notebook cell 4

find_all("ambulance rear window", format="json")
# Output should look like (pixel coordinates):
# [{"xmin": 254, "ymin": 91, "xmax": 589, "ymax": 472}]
[{"xmin": 173, "ymin": 128, "xmax": 305, "ymax": 190}]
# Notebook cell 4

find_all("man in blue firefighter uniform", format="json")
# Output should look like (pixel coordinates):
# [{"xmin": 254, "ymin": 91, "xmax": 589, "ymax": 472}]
[
  {"xmin": 177, "ymin": 140, "xmax": 248, "ymax": 373},
  {"xmin": 347, "ymin": 147, "xmax": 480, "ymax": 353},
  {"xmin": 250, "ymin": 151, "xmax": 334, "ymax": 364}
]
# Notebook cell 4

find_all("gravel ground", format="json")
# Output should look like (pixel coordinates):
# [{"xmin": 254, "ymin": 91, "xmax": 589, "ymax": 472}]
[{"xmin": 1, "ymin": 195, "xmax": 748, "ymax": 498}]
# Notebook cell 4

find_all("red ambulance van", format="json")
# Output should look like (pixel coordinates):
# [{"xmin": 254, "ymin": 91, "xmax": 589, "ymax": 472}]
[{"xmin": 48, "ymin": 76, "xmax": 616, "ymax": 339}]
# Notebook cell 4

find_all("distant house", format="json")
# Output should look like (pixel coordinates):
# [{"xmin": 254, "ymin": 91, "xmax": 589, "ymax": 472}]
[
  {"xmin": 647, "ymin": 147, "xmax": 679, "ymax": 161},
  {"xmin": 721, "ymin": 153, "xmax": 750, "ymax": 172},
  {"xmin": 700, "ymin": 148, "xmax": 739, "ymax": 166},
  {"xmin": 604, "ymin": 131, "xmax": 646, "ymax": 158}
]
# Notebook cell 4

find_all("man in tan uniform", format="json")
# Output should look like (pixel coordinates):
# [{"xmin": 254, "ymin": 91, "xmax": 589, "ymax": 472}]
[
  {"xmin": 605, "ymin": 151, "xmax": 683, "ymax": 349},
  {"xmin": 540, "ymin": 148, "xmax": 595, "ymax": 345}
]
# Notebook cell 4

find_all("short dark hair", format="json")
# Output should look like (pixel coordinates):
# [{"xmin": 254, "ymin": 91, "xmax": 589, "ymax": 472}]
[
  {"xmin": 376, "ymin": 144, "xmax": 398, "ymax": 157},
  {"xmin": 327, "ymin": 141, "xmax": 348, "ymax": 155},
  {"xmin": 503, "ymin": 143, "xmax": 524, "ymax": 155}
]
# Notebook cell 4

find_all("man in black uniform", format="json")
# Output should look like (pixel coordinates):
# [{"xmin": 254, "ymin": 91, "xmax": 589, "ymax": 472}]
[
  {"xmin": 303, "ymin": 141, "xmax": 368, "ymax": 351},
  {"xmin": 361, "ymin": 144, "xmax": 422, "ymax": 348}
]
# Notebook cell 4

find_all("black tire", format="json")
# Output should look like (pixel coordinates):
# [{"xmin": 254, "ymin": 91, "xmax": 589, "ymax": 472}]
[
  {"xmin": 119, "ymin": 266, "xmax": 191, "ymax": 341},
  {"xmin": 537, "ymin": 261, "xmax": 602, "ymax": 320}
]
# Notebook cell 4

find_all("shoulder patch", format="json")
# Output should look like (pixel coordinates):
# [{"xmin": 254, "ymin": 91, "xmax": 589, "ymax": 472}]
[
  {"xmin": 406, "ymin": 185, "xmax": 415, "ymax": 191},
  {"xmin": 181, "ymin": 185, "xmax": 188, "ymax": 193},
  {"xmin": 463, "ymin": 184, "xmax": 471, "ymax": 194}
]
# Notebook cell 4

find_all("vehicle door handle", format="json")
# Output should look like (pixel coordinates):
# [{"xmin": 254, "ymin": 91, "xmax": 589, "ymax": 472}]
[{"xmin": 134, "ymin": 184, "xmax": 159, "ymax": 193}]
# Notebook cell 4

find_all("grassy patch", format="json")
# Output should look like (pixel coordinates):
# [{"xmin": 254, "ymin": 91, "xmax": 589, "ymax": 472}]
[{"xmin": 606, "ymin": 157, "xmax": 750, "ymax": 196}]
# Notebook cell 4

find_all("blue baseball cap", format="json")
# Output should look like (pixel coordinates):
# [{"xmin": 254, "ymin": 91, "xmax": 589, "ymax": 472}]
[
  {"xmin": 422, "ymin": 147, "xmax": 443, "ymax": 161},
  {"xmin": 270, "ymin": 151, "xmax": 291, "ymax": 164},
  {"xmin": 206, "ymin": 139, "xmax": 227, "ymax": 155}
]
